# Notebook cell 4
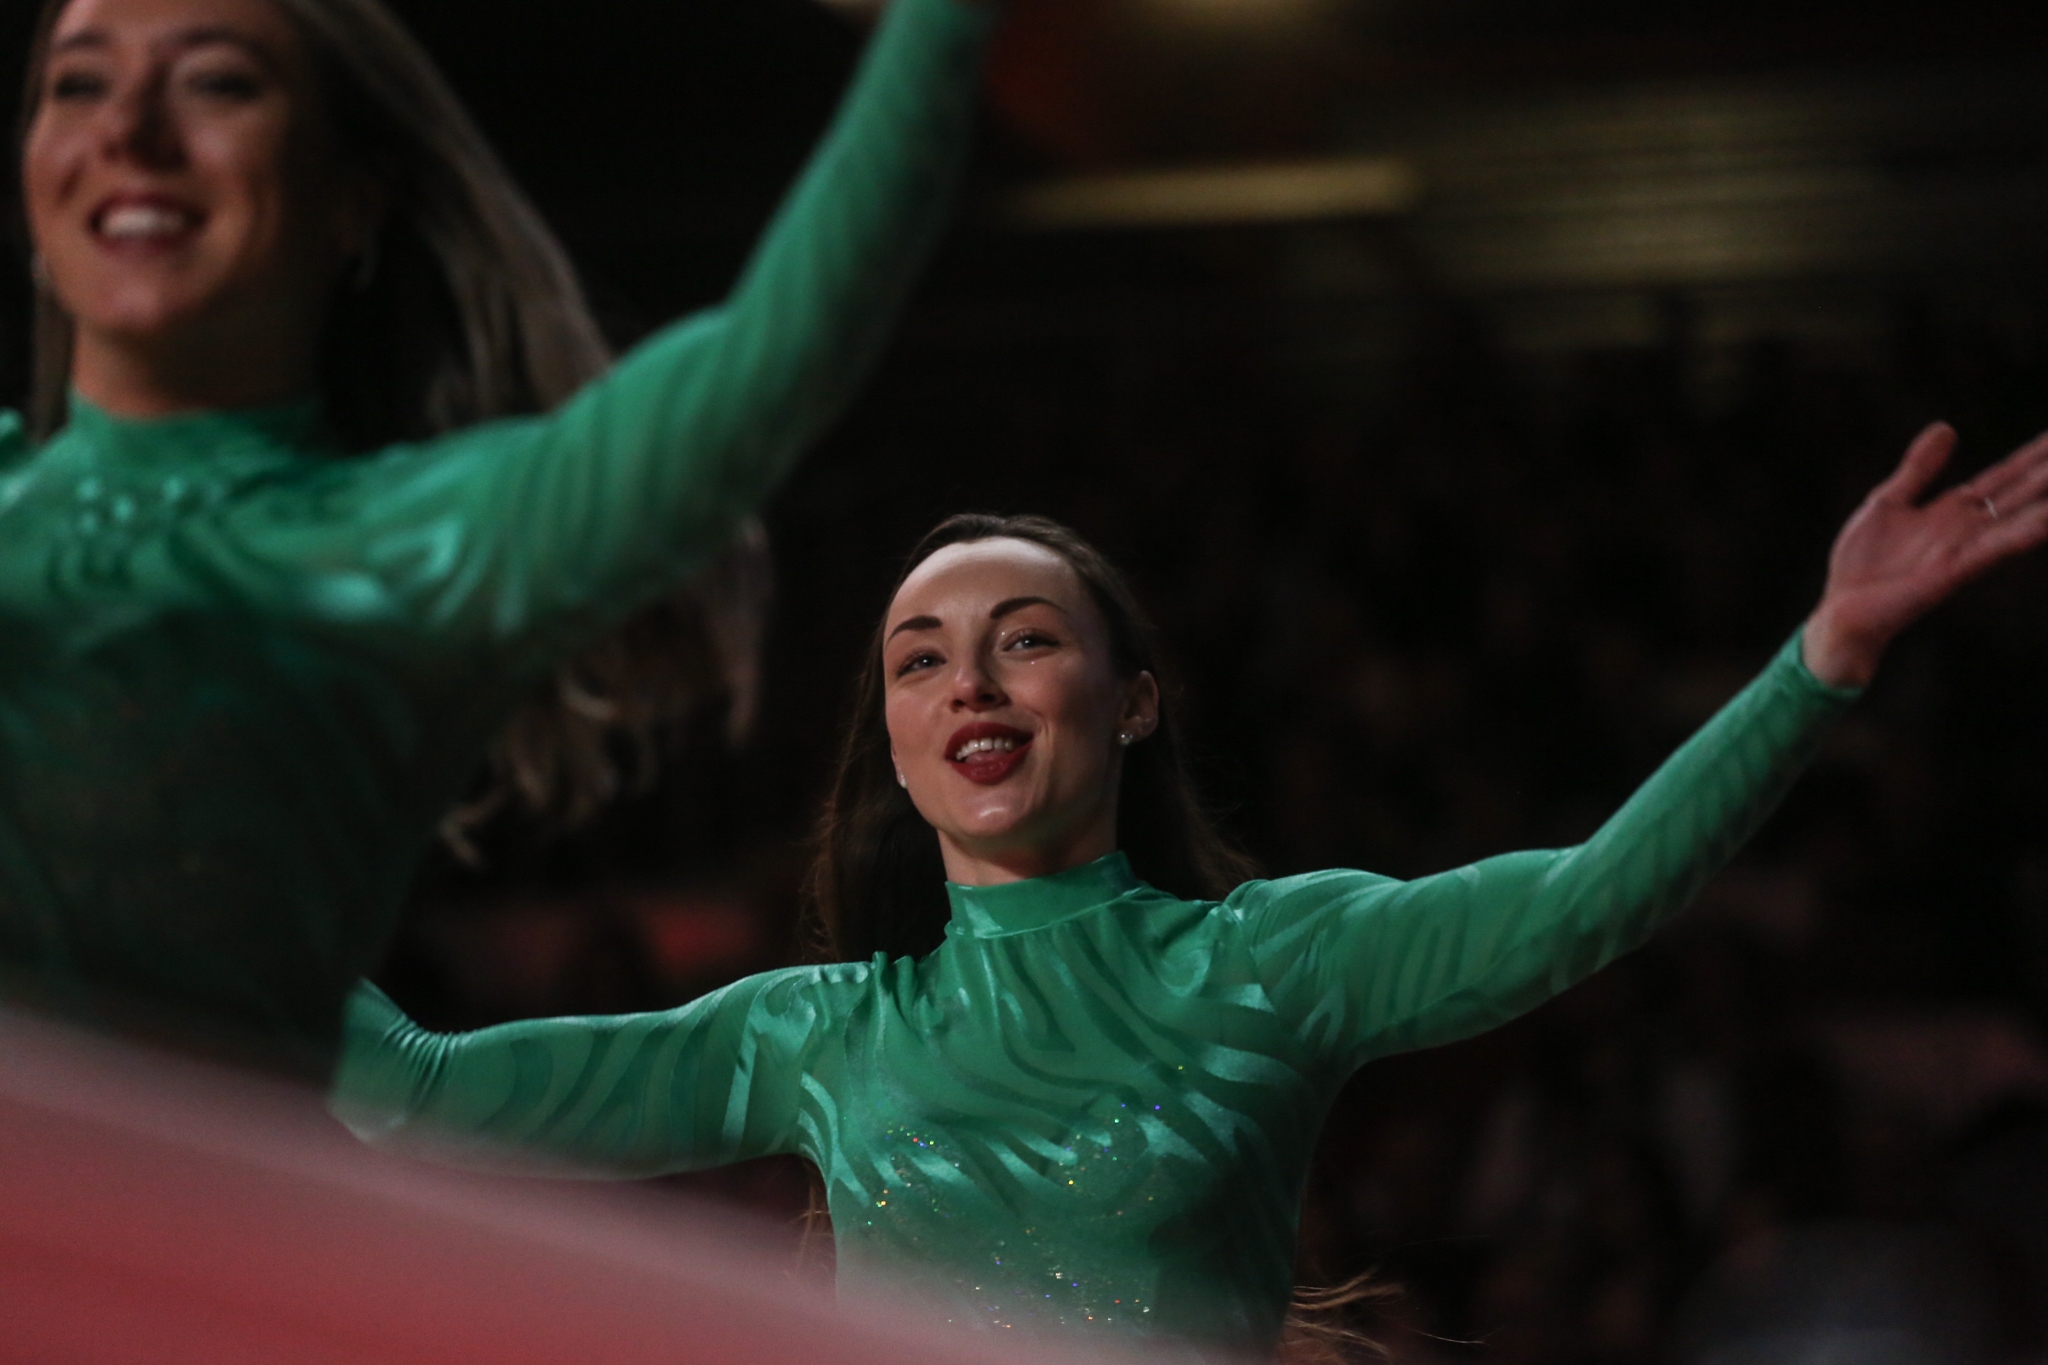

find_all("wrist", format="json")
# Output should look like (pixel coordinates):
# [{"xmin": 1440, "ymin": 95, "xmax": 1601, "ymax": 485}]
[{"xmin": 1801, "ymin": 605, "xmax": 1881, "ymax": 690}]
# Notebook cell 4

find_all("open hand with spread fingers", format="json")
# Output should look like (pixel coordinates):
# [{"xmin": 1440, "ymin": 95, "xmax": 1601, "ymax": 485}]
[{"xmin": 1803, "ymin": 423, "xmax": 2048, "ymax": 689}]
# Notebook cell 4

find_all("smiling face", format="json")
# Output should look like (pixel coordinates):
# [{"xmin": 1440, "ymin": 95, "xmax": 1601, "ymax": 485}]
[
  {"xmin": 882, "ymin": 537, "xmax": 1160, "ymax": 886},
  {"xmin": 23, "ymin": 0, "xmax": 383, "ymax": 410}
]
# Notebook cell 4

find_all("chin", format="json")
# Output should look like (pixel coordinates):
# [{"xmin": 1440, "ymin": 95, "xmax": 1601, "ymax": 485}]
[
  {"xmin": 938, "ymin": 804, "xmax": 1041, "ymax": 852},
  {"xmin": 50, "ymin": 240, "xmax": 226, "ymax": 323},
  {"xmin": 73, "ymin": 282, "xmax": 220, "ymax": 345},
  {"xmin": 949, "ymin": 814, "xmax": 1034, "ymax": 848}
]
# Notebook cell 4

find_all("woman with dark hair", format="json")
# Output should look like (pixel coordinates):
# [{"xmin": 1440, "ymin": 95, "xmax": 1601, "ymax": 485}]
[
  {"xmin": 3, "ymin": 0, "xmax": 997, "ymax": 1060},
  {"xmin": 336, "ymin": 426, "xmax": 2048, "ymax": 1355}
]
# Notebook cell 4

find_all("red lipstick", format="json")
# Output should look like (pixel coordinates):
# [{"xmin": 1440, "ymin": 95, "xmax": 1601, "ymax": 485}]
[{"xmin": 944, "ymin": 722, "xmax": 1032, "ymax": 786}]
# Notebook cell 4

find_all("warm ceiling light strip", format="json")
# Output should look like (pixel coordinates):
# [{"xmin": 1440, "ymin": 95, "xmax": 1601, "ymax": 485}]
[
  {"xmin": 1008, "ymin": 157, "xmax": 1420, "ymax": 230},
  {"xmin": 1133, "ymin": 0, "xmax": 1331, "ymax": 28}
]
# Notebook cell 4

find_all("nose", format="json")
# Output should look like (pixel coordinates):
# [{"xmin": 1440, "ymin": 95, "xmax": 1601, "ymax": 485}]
[
  {"xmin": 96, "ymin": 67, "xmax": 184, "ymax": 171},
  {"xmin": 947, "ymin": 654, "xmax": 1007, "ymax": 711}
]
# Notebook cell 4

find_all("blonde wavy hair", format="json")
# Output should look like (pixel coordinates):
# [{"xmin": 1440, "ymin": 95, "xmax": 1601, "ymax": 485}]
[{"xmin": 17, "ymin": 0, "xmax": 767, "ymax": 850}]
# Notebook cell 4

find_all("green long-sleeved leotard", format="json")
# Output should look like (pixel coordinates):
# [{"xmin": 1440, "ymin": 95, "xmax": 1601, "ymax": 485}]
[
  {"xmin": 335, "ymin": 633, "xmax": 1856, "ymax": 1353},
  {"xmin": 0, "ymin": 0, "xmax": 993, "ymax": 1054}
]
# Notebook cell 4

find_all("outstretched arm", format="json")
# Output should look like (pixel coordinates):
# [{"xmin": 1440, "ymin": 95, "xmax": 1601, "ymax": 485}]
[
  {"xmin": 331, "ymin": 975, "xmax": 835, "ymax": 1177},
  {"xmin": 1235, "ymin": 631, "xmax": 1853, "ymax": 1071},
  {"xmin": 1238, "ymin": 423, "xmax": 2048, "ymax": 1074},
  {"xmin": 237, "ymin": 0, "xmax": 996, "ymax": 663}
]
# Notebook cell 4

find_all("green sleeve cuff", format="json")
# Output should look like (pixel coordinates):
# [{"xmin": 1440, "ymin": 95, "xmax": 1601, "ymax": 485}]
[
  {"xmin": 925, "ymin": 0, "xmax": 1000, "ymax": 35},
  {"xmin": 1781, "ymin": 627, "xmax": 1864, "ymax": 705},
  {"xmin": 342, "ymin": 978, "xmax": 406, "ymax": 1039},
  {"xmin": 875, "ymin": 0, "xmax": 1000, "ymax": 59}
]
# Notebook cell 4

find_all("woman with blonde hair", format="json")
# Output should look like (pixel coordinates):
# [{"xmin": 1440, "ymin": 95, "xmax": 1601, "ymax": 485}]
[
  {"xmin": 337, "ymin": 420, "xmax": 2048, "ymax": 1355},
  {"xmin": 2, "ymin": 0, "xmax": 997, "ymax": 1062}
]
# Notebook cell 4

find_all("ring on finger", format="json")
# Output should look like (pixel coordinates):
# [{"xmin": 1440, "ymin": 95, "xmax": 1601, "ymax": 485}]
[{"xmin": 1984, "ymin": 495, "xmax": 2000, "ymax": 519}]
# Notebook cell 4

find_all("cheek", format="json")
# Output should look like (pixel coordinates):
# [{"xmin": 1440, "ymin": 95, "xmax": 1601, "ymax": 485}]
[
  {"xmin": 196, "ymin": 120, "xmax": 286, "ymax": 208},
  {"xmin": 1016, "ymin": 659, "xmax": 1118, "ymax": 741},
  {"xmin": 884, "ymin": 693, "xmax": 933, "ymax": 767},
  {"xmin": 23, "ymin": 126, "xmax": 101, "ymax": 298},
  {"xmin": 192, "ymin": 114, "xmax": 315, "ymax": 251},
  {"xmin": 22, "ymin": 121, "xmax": 80, "ymax": 224}
]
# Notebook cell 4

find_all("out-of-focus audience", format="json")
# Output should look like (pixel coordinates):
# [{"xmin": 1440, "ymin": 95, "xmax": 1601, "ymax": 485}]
[{"xmin": 381, "ymin": 234, "xmax": 2048, "ymax": 1361}]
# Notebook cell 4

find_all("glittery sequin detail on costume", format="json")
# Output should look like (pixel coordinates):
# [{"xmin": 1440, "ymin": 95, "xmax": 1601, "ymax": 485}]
[
  {"xmin": 337, "ymin": 636, "xmax": 1854, "ymax": 1355},
  {"xmin": 0, "ymin": 0, "xmax": 994, "ymax": 1051}
]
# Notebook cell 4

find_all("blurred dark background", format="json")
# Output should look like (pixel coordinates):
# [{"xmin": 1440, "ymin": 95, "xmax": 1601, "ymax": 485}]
[{"xmin": 10, "ymin": 0, "xmax": 2048, "ymax": 1359}]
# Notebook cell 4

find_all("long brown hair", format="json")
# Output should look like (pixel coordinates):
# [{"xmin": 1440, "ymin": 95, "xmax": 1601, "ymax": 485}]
[
  {"xmin": 15, "ymin": 0, "xmax": 764, "ymax": 845},
  {"xmin": 804, "ymin": 512, "xmax": 1257, "ymax": 963}
]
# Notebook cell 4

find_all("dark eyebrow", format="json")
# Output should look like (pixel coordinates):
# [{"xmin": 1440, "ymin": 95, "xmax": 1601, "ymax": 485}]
[
  {"xmin": 50, "ymin": 26, "xmax": 279, "ymax": 68},
  {"xmin": 169, "ymin": 27, "xmax": 282, "ymax": 70},
  {"xmin": 886, "ymin": 596, "xmax": 1065, "ymax": 643},
  {"xmin": 990, "ymin": 596, "xmax": 1065, "ymax": 621},
  {"xmin": 50, "ymin": 31, "xmax": 111, "ymax": 54}
]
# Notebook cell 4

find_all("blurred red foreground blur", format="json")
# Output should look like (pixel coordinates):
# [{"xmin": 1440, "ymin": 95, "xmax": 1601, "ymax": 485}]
[{"xmin": 0, "ymin": 1005, "xmax": 1142, "ymax": 1365}]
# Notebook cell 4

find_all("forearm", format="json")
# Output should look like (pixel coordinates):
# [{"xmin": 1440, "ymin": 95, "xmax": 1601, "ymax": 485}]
[
  {"xmin": 523, "ymin": 0, "xmax": 995, "ymax": 603},
  {"xmin": 1365, "ymin": 631, "xmax": 1856, "ymax": 1056},
  {"xmin": 1547, "ymin": 629, "xmax": 1854, "ymax": 928},
  {"xmin": 282, "ymin": 0, "xmax": 996, "ymax": 659},
  {"xmin": 714, "ymin": 0, "xmax": 994, "ymax": 431},
  {"xmin": 330, "ymin": 982, "xmax": 780, "ymax": 1177}
]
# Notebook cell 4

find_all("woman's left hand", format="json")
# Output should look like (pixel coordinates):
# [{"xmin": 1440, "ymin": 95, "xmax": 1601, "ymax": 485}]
[{"xmin": 1804, "ymin": 422, "xmax": 2048, "ymax": 689}]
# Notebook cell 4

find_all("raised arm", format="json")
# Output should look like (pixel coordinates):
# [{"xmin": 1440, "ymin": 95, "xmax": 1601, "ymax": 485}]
[
  {"xmin": 331, "ymin": 973, "xmax": 836, "ymax": 1177},
  {"xmin": 1235, "ymin": 633, "xmax": 1852, "ymax": 1071},
  {"xmin": 234, "ymin": 0, "xmax": 996, "ymax": 662},
  {"xmin": 1239, "ymin": 422, "xmax": 2048, "ymax": 1075}
]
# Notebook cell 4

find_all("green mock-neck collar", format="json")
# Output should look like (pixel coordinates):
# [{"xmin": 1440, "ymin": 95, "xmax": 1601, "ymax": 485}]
[
  {"xmin": 946, "ymin": 852, "xmax": 1143, "ymax": 937},
  {"xmin": 60, "ymin": 391, "xmax": 327, "ymax": 455}
]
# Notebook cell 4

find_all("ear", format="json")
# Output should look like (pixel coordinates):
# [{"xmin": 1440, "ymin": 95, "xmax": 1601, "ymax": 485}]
[{"xmin": 1119, "ymin": 670, "xmax": 1161, "ymax": 744}]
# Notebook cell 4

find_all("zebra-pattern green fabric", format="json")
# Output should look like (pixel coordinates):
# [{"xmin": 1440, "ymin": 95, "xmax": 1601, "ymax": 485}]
[
  {"xmin": 336, "ymin": 634, "xmax": 1854, "ymax": 1354},
  {"xmin": 0, "ymin": 0, "xmax": 992, "ymax": 1054}
]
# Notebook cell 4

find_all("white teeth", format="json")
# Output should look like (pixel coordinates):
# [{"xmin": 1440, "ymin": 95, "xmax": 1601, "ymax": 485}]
[
  {"xmin": 952, "ymin": 736, "xmax": 1021, "ymax": 762},
  {"xmin": 99, "ymin": 205, "xmax": 193, "ymax": 241}
]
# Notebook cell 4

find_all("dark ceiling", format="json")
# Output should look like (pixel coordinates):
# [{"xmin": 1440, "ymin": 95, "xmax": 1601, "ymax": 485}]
[
  {"xmin": 11, "ymin": 0, "xmax": 2048, "ymax": 209},
  {"xmin": 7, "ymin": 0, "xmax": 2048, "ymax": 369}
]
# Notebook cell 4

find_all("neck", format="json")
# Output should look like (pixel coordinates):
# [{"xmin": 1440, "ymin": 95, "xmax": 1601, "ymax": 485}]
[
  {"xmin": 939, "ymin": 817, "xmax": 1118, "ymax": 887},
  {"xmin": 68, "ymin": 310, "xmax": 323, "ymax": 419}
]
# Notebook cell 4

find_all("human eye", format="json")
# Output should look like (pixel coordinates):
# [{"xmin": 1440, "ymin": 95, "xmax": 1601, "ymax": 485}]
[
  {"xmin": 181, "ymin": 55, "xmax": 267, "ymax": 102},
  {"xmin": 1003, "ymin": 628, "xmax": 1060, "ymax": 652},
  {"xmin": 46, "ymin": 64, "xmax": 110, "ymax": 103},
  {"xmin": 893, "ymin": 649, "xmax": 942, "ymax": 678}
]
